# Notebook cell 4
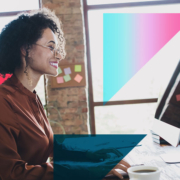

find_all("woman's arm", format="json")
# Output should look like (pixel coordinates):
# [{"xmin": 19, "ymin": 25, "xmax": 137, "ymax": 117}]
[
  {"xmin": 0, "ymin": 122, "xmax": 53, "ymax": 180},
  {"xmin": 0, "ymin": 96, "xmax": 53, "ymax": 180}
]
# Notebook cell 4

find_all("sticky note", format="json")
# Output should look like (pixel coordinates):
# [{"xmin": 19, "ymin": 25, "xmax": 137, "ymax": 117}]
[
  {"xmin": 75, "ymin": 65, "xmax": 82, "ymax": 72},
  {"xmin": 63, "ymin": 74, "xmax": 71, "ymax": 82},
  {"xmin": 64, "ymin": 67, "xmax": 71, "ymax": 75},
  {"xmin": 57, "ymin": 76, "xmax": 64, "ymax": 84},
  {"xmin": 74, "ymin": 74, "xmax": 83, "ymax": 83},
  {"xmin": 176, "ymin": 94, "xmax": 180, "ymax": 101},
  {"xmin": 58, "ymin": 67, "xmax": 62, "ymax": 75}
]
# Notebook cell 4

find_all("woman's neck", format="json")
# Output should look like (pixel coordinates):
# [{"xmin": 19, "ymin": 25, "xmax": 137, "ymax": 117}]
[{"xmin": 14, "ymin": 69, "xmax": 40, "ymax": 93}]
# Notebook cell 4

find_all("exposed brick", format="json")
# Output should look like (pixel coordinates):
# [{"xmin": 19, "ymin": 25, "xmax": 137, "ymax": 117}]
[
  {"xmin": 43, "ymin": 2, "xmax": 60, "ymax": 9},
  {"xmin": 50, "ymin": 121, "xmax": 65, "ymax": 134},
  {"xmin": 48, "ymin": 108, "xmax": 58, "ymax": 115},
  {"xmin": 75, "ymin": 44, "xmax": 84, "ymax": 51},
  {"xmin": 80, "ymin": 131, "xmax": 88, "ymax": 134},
  {"xmin": 48, "ymin": 89, "xmax": 59, "ymax": 96},
  {"xmin": 69, "ymin": 0, "xmax": 80, "ymax": 3},
  {"xmin": 53, "ymin": 0, "xmax": 66, "ymax": 3},
  {"xmin": 55, "ymin": 7, "xmax": 72, "ymax": 15},
  {"xmin": 64, "ymin": 118, "xmax": 83, "ymax": 126},
  {"xmin": 67, "ymin": 101, "xmax": 79, "ymax": 108},
  {"xmin": 79, "ymin": 101, "xmax": 87, "ymax": 107},
  {"xmin": 47, "ymin": 96, "xmax": 58, "ymax": 101},
  {"xmin": 42, "ymin": 0, "xmax": 51, "ymax": 4},
  {"xmin": 69, "ymin": 2, "xmax": 81, "ymax": 7},
  {"xmin": 57, "ymin": 15, "xmax": 64, "ymax": 22},
  {"xmin": 82, "ymin": 108, "xmax": 88, "ymax": 113},
  {"xmin": 73, "ymin": 57, "xmax": 84, "ymax": 63},
  {"xmin": 64, "ymin": 126, "xmax": 72, "ymax": 134},
  {"xmin": 60, "ymin": 108, "xmax": 78, "ymax": 114},
  {"xmin": 81, "ymin": 113, "xmax": 88, "ymax": 121},
  {"xmin": 74, "ymin": 119, "xmax": 83, "ymax": 126},
  {"xmin": 64, "ymin": 120, "xmax": 76, "ymax": 126},
  {"xmin": 71, "ymin": 126, "xmax": 82, "ymax": 134},
  {"xmin": 57, "ymin": 88, "xmax": 68, "ymax": 95},
  {"xmin": 79, "ymin": 95, "xmax": 86, "ymax": 101},
  {"xmin": 43, "ymin": 0, "xmax": 88, "ymax": 135},
  {"xmin": 73, "ymin": 21, "xmax": 82, "ymax": 27},
  {"xmin": 81, "ymin": 124, "xmax": 88, "ymax": 132},
  {"xmin": 67, "ymin": 88, "xmax": 79, "ymax": 95},
  {"xmin": 74, "ymin": 51, "xmax": 84, "ymax": 58},
  {"xmin": 66, "ymin": 95, "xmax": 79, "ymax": 101},
  {"xmin": 63, "ymin": 14, "xmax": 73, "ymax": 21},
  {"xmin": 72, "ymin": 26, "xmax": 83, "ymax": 33},
  {"xmin": 48, "ymin": 113, "xmax": 59, "ymax": 120},
  {"xmin": 63, "ymin": 27, "xmax": 73, "ymax": 34},
  {"xmin": 61, "ymin": 114, "xmax": 74, "ymax": 120},
  {"xmin": 57, "ymin": 95, "xmax": 68, "ymax": 106}
]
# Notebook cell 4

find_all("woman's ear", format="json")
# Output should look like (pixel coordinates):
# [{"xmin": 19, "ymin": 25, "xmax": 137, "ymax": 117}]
[
  {"xmin": 20, "ymin": 46, "xmax": 27, "ymax": 57},
  {"xmin": 20, "ymin": 45, "xmax": 32, "ymax": 57}
]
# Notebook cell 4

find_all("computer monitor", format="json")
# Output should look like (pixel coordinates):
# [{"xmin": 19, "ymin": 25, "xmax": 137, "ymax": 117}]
[{"xmin": 155, "ymin": 59, "xmax": 180, "ymax": 128}]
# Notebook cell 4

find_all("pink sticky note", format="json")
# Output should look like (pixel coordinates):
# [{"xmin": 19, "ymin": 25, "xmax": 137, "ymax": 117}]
[
  {"xmin": 176, "ymin": 94, "xmax": 180, "ymax": 101},
  {"xmin": 74, "ymin": 74, "xmax": 83, "ymax": 83},
  {"xmin": 57, "ymin": 76, "xmax": 64, "ymax": 84}
]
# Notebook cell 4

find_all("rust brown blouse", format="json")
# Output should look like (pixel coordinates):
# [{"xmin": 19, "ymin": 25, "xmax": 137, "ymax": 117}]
[{"xmin": 0, "ymin": 74, "xmax": 53, "ymax": 180}]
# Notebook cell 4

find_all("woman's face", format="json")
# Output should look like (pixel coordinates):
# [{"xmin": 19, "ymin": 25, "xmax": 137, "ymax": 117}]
[{"xmin": 27, "ymin": 28, "xmax": 62, "ymax": 77}]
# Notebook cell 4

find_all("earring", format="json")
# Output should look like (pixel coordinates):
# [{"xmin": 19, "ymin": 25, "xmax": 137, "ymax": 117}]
[
  {"xmin": 24, "ymin": 65, "xmax": 32, "ymax": 87},
  {"xmin": 26, "ymin": 71, "xmax": 32, "ymax": 87}
]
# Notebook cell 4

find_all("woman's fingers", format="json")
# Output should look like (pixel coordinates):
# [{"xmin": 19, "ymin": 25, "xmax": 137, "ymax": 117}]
[
  {"xmin": 105, "ymin": 159, "xmax": 131, "ymax": 179},
  {"xmin": 115, "ymin": 164, "xmax": 128, "ymax": 173},
  {"xmin": 110, "ymin": 169, "xmax": 123, "ymax": 179},
  {"xmin": 108, "ymin": 169, "xmax": 124, "ymax": 179},
  {"xmin": 119, "ymin": 159, "xmax": 131, "ymax": 168}
]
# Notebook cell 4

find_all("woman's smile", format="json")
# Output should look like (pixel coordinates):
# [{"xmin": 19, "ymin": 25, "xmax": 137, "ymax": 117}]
[{"xmin": 49, "ymin": 61, "xmax": 58, "ymax": 69}]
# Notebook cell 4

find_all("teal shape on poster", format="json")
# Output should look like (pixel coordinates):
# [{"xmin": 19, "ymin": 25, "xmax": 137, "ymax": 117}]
[
  {"xmin": 103, "ymin": 13, "xmax": 180, "ymax": 104},
  {"xmin": 53, "ymin": 134, "xmax": 146, "ymax": 180}
]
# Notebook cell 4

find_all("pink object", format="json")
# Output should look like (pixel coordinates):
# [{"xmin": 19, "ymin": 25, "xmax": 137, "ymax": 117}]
[
  {"xmin": 74, "ymin": 74, "xmax": 83, "ymax": 83},
  {"xmin": 176, "ymin": 94, "xmax": 180, "ymax": 101},
  {"xmin": 56, "ymin": 76, "xmax": 64, "ymax": 84},
  {"xmin": 0, "ymin": 74, "xmax": 12, "ymax": 85}
]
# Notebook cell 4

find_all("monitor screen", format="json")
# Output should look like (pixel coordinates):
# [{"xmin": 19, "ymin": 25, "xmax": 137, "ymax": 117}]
[{"xmin": 155, "ymin": 59, "xmax": 180, "ymax": 128}]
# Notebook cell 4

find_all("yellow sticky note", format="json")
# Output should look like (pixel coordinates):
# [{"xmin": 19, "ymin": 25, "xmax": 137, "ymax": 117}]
[{"xmin": 75, "ymin": 65, "xmax": 82, "ymax": 72}]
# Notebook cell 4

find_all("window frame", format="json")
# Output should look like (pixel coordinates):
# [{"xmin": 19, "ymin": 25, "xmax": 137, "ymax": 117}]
[
  {"xmin": 0, "ymin": 0, "xmax": 42, "ymax": 17},
  {"xmin": 82, "ymin": 0, "xmax": 180, "ymax": 134}
]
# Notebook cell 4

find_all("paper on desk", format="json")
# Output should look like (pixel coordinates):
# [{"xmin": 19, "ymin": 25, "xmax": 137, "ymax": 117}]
[
  {"xmin": 160, "ymin": 153, "xmax": 180, "ymax": 163},
  {"xmin": 151, "ymin": 120, "xmax": 180, "ymax": 147}
]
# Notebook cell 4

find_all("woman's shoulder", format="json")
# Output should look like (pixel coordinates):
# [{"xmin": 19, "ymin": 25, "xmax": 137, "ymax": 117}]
[
  {"xmin": 0, "ymin": 80, "xmax": 17, "ymax": 96},
  {"xmin": 0, "ymin": 85, "xmax": 19, "ymax": 129},
  {"xmin": 0, "ymin": 83, "xmax": 18, "ymax": 115}
]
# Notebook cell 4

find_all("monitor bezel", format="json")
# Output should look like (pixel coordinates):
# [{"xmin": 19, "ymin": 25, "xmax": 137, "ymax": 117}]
[{"xmin": 155, "ymin": 59, "xmax": 180, "ymax": 119}]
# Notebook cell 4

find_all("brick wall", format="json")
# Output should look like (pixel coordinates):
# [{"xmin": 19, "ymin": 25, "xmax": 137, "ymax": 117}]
[{"xmin": 42, "ymin": 0, "xmax": 89, "ymax": 134}]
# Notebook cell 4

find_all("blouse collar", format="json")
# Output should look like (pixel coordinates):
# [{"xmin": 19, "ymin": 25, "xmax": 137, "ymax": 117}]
[{"xmin": 9, "ymin": 74, "xmax": 37, "ymax": 99}]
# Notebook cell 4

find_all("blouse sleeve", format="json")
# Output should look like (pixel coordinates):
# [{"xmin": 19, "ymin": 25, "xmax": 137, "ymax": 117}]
[{"xmin": 0, "ymin": 97, "xmax": 53, "ymax": 180}]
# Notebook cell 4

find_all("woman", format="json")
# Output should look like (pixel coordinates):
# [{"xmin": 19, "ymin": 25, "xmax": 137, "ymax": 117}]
[{"xmin": 0, "ymin": 8, "xmax": 130, "ymax": 180}]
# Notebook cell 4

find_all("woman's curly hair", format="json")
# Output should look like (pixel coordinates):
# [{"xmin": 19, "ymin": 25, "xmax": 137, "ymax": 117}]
[{"xmin": 0, "ymin": 8, "xmax": 66, "ymax": 78}]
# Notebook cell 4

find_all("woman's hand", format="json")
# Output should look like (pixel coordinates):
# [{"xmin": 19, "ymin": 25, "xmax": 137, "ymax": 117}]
[
  {"xmin": 86, "ymin": 147, "xmax": 123, "ymax": 161},
  {"xmin": 106, "ymin": 159, "xmax": 131, "ymax": 179}
]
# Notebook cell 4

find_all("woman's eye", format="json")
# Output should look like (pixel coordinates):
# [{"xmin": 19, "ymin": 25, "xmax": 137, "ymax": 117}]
[{"xmin": 49, "ymin": 46, "xmax": 54, "ymax": 51}]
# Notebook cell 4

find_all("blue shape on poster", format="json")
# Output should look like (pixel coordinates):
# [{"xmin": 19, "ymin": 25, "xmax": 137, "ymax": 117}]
[{"xmin": 54, "ymin": 134, "xmax": 146, "ymax": 180}]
